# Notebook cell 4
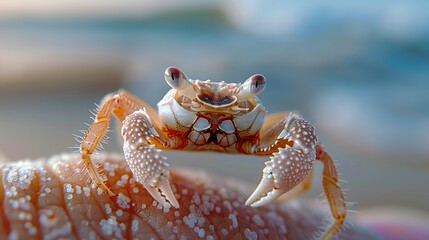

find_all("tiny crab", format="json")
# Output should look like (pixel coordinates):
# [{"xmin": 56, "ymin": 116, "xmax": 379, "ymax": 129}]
[{"xmin": 80, "ymin": 67, "xmax": 347, "ymax": 239}]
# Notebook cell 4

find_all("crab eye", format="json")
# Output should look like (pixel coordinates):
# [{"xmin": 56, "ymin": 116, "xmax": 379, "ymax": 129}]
[
  {"xmin": 248, "ymin": 74, "xmax": 266, "ymax": 95},
  {"xmin": 236, "ymin": 74, "xmax": 266, "ymax": 101},
  {"xmin": 164, "ymin": 67, "xmax": 190, "ymax": 90}
]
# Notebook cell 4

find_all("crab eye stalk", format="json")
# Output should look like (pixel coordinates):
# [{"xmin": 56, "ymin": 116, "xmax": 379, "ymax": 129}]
[
  {"xmin": 236, "ymin": 74, "xmax": 266, "ymax": 101},
  {"xmin": 164, "ymin": 67, "xmax": 191, "ymax": 90},
  {"xmin": 164, "ymin": 67, "xmax": 196, "ymax": 99}
]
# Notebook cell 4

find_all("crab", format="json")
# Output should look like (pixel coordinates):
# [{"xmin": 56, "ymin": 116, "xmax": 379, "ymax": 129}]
[{"xmin": 79, "ymin": 67, "xmax": 347, "ymax": 240}]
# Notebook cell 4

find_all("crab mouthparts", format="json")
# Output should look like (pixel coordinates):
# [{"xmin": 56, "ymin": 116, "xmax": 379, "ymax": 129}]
[{"xmin": 197, "ymin": 93, "xmax": 237, "ymax": 108}]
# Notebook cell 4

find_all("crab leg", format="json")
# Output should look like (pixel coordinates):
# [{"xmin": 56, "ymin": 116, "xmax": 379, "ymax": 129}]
[
  {"xmin": 79, "ymin": 90, "xmax": 164, "ymax": 196},
  {"xmin": 121, "ymin": 109, "xmax": 179, "ymax": 208},
  {"xmin": 246, "ymin": 113, "xmax": 346, "ymax": 239},
  {"xmin": 316, "ymin": 145, "xmax": 347, "ymax": 240}
]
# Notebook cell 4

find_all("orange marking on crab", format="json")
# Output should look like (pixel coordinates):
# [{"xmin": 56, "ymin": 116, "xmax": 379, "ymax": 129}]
[{"xmin": 79, "ymin": 67, "xmax": 347, "ymax": 240}]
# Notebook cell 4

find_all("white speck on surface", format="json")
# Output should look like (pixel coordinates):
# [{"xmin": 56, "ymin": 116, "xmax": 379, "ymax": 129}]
[
  {"xmin": 116, "ymin": 210, "xmax": 123, "ymax": 217},
  {"xmin": 163, "ymin": 203, "xmax": 171, "ymax": 213},
  {"xmin": 198, "ymin": 228, "xmax": 205, "ymax": 238},
  {"xmin": 6, "ymin": 186, "xmax": 17, "ymax": 197},
  {"xmin": 119, "ymin": 223, "xmax": 126, "ymax": 231},
  {"xmin": 81, "ymin": 220, "xmax": 89, "ymax": 227},
  {"xmin": 105, "ymin": 204, "xmax": 112, "ymax": 215},
  {"xmin": 131, "ymin": 219, "xmax": 139, "ymax": 232},
  {"xmin": 141, "ymin": 204, "xmax": 146, "ymax": 209},
  {"xmin": 116, "ymin": 193, "xmax": 131, "ymax": 209},
  {"xmin": 197, "ymin": 217, "xmax": 205, "ymax": 227},
  {"xmin": 24, "ymin": 222, "xmax": 37, "ymax": 235},
  {"xmin": 99, "ymin": 216, "xmax": 123, "ymax": 237},
  {"xmin": 252, "ymin": 215, "xmax": 265, "ymax": 227},
  {"xmin": 116, "ymin": 174, "xmax": 129, "ymax": 187},
  {"xmin": 215, "ymin": 207, "xmax": 221, "ymax": 213},
  {"xmin": 66, "ymin": 193, "xmax": 73, "ymax": 200},
  {"xmin": 192, "ymin": 193, "xmax": 201, "ymax": 205},
  {"xmin": 223, "ymin": 201, "xmax": 232, "ymax": 212},
  {"xmin": 75, "ymin": 185, "xmax": 82, "ymax": 195},
  {"xmin": 222, "ymin": 228, "xmax": 228, "ymax": 236},
  {"xmin": 132, "ymin": 219, "xmax": 139, "ymax": 232},
  {"xmin": 64, "ymin": 183, "xmax": 73, "ymax": 193},
  {"xmin": 184, "ymin": 213, "xmax": 197, "ymax": 228},
  {"xmin": 244, "ymin": 228, "xmax": 258, "ymax": 240},
  {"xmin": 228, "ymin": 213, "xmax": 238, "ymax": 229},
  {"xmin": 83, "ymin": 187, "xmax": 91, "ymax": 197},
  {"xmin": 132, "ymin": 187, "xmax": 139, "ymax": 193},
  {"xmin": 174, "ymin": 211, "xmax": 180, "ymax": 217},
  {"xmin": 45, "ymin": 188, "xmax": 51, "ymax": 194},
  {"xmin": 167, "ymin": 221, "xmax": 173, "ymax": 228},
  {"xmin": 97, "ymin": 188, "xmax": 103, "ymax": 195}
]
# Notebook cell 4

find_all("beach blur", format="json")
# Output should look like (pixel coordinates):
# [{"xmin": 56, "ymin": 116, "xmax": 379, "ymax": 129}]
[{"xmin": 0, "ymin": 0, "xmax": 428, "ymax": 215}]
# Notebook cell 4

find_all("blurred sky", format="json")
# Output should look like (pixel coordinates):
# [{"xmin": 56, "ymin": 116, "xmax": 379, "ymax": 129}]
[{"xmin": 0, "ymin": 0, "xmax": 428, "ymax": 214}]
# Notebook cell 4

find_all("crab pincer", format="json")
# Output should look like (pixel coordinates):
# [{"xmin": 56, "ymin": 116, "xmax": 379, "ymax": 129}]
[
  {"xmin": 246, "ymin": 115, "xmax": 318, "ymax": 207},
  {"xmin": 121, "ymin": 109, "xmax": 179, "ymax": 208},
  {"xmin": 246, "ymin": 146, "xmax": 316, "ymax": 207}
]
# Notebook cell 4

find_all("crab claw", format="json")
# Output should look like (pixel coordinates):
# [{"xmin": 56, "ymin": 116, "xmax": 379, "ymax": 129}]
[
  {"xmin": 246, "ymin": 146, "xmax": 316, "ymax": 207},
  {"xmin": 245, "ymin": 165, "xmax": 288, "ymax": 207},
  {"xmin": 122, "ymin": 110, "xmax": 179, "ymax": 208},
  {"xmin": 123, "ymin": 144, "xmax": 179, "ymax": 208},
  {"xmin": 142, "ymin": 169, "xmax": 180, "ymax": 209}
]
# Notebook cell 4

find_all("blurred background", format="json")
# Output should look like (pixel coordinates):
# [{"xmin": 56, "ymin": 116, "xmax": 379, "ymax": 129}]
[{"xmin": 0, "ymin": 0, "xmax": 428, "ymax": 217}]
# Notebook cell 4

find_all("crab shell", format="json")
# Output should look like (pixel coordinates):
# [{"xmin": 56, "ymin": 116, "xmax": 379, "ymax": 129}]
[{"xmin": 157, "ymin": 80, "xmax": 266, "ymax": 152}]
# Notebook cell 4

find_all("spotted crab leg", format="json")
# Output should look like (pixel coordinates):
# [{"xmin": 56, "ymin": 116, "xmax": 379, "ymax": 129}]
[
  {"xmin": 246, "ymin": 113, "xmax": 346, "ymax": 239},
  {"xmin": 121, "ymin": 109, "xmax": 179, "ymax": 208}
]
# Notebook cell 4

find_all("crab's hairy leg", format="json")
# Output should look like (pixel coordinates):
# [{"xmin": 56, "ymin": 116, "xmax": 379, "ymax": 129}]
[
  {"xmin": 316, "ymin": 144, "xmax": 347, "ymax": 240},
  {"xmin": 121, "ymin": 109, "xmax": 179, "ymax": 208},
  {"xmin": 80, "ymin": 90, "xmax": 155, "ymax": 196}
]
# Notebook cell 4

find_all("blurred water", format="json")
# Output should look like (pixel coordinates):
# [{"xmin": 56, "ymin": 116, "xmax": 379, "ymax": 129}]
[{"xmin": 0, "ymin": 1, "xmax": 428, "ymax": 212}]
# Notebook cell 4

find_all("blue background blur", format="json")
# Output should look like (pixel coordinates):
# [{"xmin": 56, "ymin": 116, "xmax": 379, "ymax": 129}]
[{"xmin": 0, "ymin": 1, "xmax": 428, "ymax": 215}]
